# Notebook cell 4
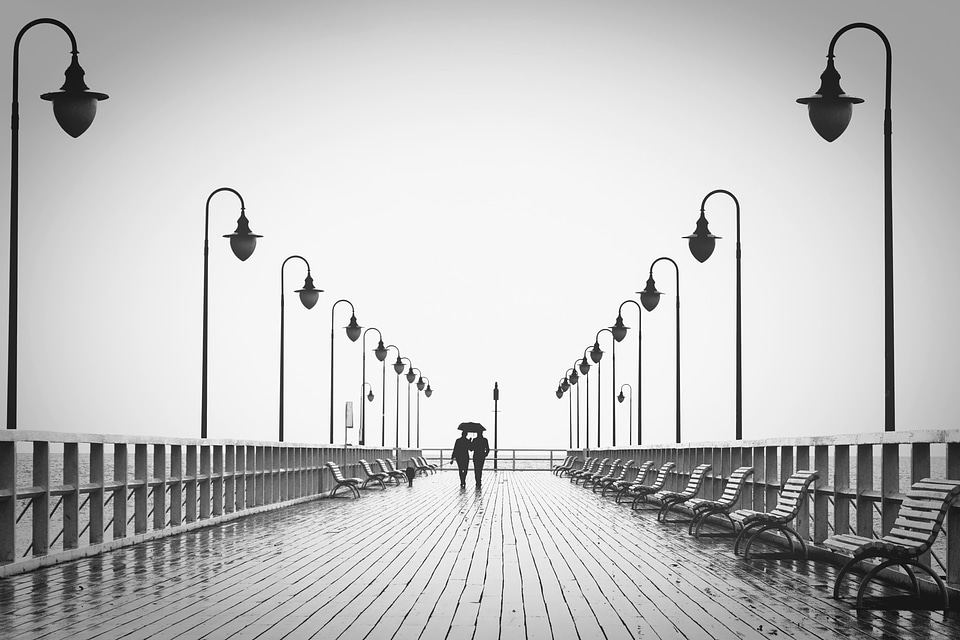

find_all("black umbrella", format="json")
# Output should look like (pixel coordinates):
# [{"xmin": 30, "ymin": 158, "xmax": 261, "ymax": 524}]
[{"xmin": 457, "ymin": 422, "xmax": 486, "ymax": 433}]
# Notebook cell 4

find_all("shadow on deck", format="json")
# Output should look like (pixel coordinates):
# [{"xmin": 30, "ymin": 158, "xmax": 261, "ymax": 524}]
[{"xmin": 1, "ymin": 471, "xmax": 958, "ymax": 640}]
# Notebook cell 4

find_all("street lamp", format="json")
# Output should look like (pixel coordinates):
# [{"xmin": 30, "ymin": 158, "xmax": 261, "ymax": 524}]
[
  {"xmin": 797, "ymin": 22, "xmax": 895, "ymax": 432},
  {"xmin": 612, "ymin": 299, "xmax": 643, "ymax": 445},
  {"xmin": 8, "ymin": 19, "xmax": 108, "ymax": 430},
  {"xmin": 330, "ymin": 299, "xmax": 361, "ymax": 444},
  {"xmin": 361, "ymin": 327, "xmax": 384, "ymax": 447},
  {"xmin": 385, "ymin": 345, "xmax": 404, "ymax": 458},
  {"xmin": 685, "ymin": 189, "xmax": 742, "ymax": 439},
  {"xmin": 569, "ymin": 364, "xmax": 582, "ymax": 449},
  {"xmin": 415, "ymin": 374, "xmax": 430, "ymax": 449},
  {"xmin": 617, "ymin": 383, "xmax": 633, "ymax": 446},
  {"xmin": 580, "ymin": 347, "xmax": 593, "ymax": 452},
  {"xmin": 279, "ymin": 255, "xmax": 321, "ymax": 442},
  {"xmin": 591, "ymin": 327, "xmax": 616, "ymax": 448},
  {"xmin": 640, "ymin": 256, "xmax": 682, "ymax": 444},
  {"xmin": 406, "ymin": 367, "xmax": 421, "ymax": 447},
  {"xmin": 200, "ymin": 187, "xmax": 262, "ymax": 439}
]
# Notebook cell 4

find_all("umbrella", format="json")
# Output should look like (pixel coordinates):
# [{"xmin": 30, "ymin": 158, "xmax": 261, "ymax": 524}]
[{"xmin": 457, "ymin": 422, "xmax": 486, "ymax": 433}]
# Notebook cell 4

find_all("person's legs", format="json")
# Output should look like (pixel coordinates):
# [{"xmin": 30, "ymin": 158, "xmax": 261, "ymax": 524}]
[
  {"xmin": 473, "ymin": 457, "xmax": 485, "ymax": 487},
  {"xmin": 457, "ymin": 459, "xmax": 468, "ymax": 486}
]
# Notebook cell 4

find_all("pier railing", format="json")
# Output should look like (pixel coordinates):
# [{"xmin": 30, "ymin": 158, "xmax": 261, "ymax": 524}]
[
  {"xmin": 0, "ymin": 429, "xmax": 421, "ymax": 577},
  {"xmin": 421, "ymin": 448, "xmax": 569, "ymax": 471},
  {"xmin": 570, "ymin": 429, "xmax": 960, "ymax": 590}
]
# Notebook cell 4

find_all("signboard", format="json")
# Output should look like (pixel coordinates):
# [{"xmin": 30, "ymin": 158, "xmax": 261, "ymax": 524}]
[{"xmin": 345, "ymin": 401, "xmax": 354, "ymax": 429}]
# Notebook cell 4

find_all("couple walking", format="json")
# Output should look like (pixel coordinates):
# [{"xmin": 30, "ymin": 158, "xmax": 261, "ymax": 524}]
[{"xmin": 451, "ymin": 422, "xmax": 490, "ymax": 489}]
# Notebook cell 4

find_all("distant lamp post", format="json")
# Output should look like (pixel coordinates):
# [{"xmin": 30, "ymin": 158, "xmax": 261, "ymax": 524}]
[
  {"xmin": 385, "ymin": 346, "xmax": 404, "ymax": 458},
  {"xmin": 685, "ymin": 189, "xmax": 742, "ymax": 440},
  {"xmin": 399, "ymin": 357, "xmax": 413, "ymax": 454},
  {"xmin": 613, "ymin": 299, "xmax": 642, "ymax": 445},
  {"xmin": 617, "ymin": 384, "xmax": 633, "ymax": 446},
  {"xmin": 415, "ymin": 374, "xmax": 430, "ymax": 448},
  {"xmin": 570, "ymin": 364, "xmax": 582, "ymax": 449},
  {"xmin": 591, "ymin": 327, "xmax": 616, "ymax": 447},
  {"xmin": 279, "ymin": 256, "xmax": 321, "ymax": 442},
  {"xmin": 200, "ymin": 187, "xmax": 262, "ymax": 439},
  {"xmin": 797, "ymin": 22, "xmax": 895, "ymax": 432},
  {"xmin": 330, "ymin": 299, "xmax": 361, "ymax": 444},
  {"xmin": 361, "ymin": 327, "xmax": 384, "ymax": 447},
  {"xmin": 580, "ymin": 347, "xmax": 593, "ymax": 452},
  {"xmin": 640, "ymin": 256, "xmax": 682, "ymax": 444},
  {"xmin": 406, "ymin": 366, "xmax": 421, "ymax": 447},
  {"xmin": 8, "ymin": 19, "xmax": 108, "ymax": 431}
]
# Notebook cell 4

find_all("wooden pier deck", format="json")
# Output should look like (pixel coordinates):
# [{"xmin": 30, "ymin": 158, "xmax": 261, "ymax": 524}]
[{"xmin": 1, "ymin": 470, "xmax": 958, "ymax": 640}]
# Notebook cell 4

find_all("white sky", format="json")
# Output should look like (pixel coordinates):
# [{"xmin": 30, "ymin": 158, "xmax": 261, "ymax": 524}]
[{"xmin": 1, "ymin": 0, "xmax": 958, "ymax": 450}]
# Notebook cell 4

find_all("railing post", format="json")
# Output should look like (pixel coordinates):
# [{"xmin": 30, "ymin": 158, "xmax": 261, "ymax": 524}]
[
  {"xmin": 834, "ymin": 445, "xmax": 850, "ymax": 537},
  {"xmin": 813, "ymin": 444, "xmax": 830, "ymax": 544},
  {"xmin": 946, "ymin": 442, "xmax": 960, "ymax": 585},
  {"xmin": 213, "ymin": 445, "xmax": 223, "ymax": 517},
  {"xmin": 134, "ymin": 444, "xmax": 147, "ymax": 534},
  {"xmin": 186, "ymin": 444, "xmax": 197, "ymax": 523},
  {"xmin": 224, "ymin": 445, "xmax": 235, "ymax": 514},
  {"xmin": 880, "ymin": 442, "xmax": 899, "ymax": 535},
  {"xmin": 856, "ymin": 444, "xmax": 874, "ymax": 537},
  {"xmin": 63, "ymin": 442, "xmax": 79, "ymax": 550},
  {"xmin": 113, "ymin": 443, "xmax": 128, "ymax": 540},
  {"xmin": 764, "ymin": 446, "xmax": 777, "ymax": 510},
  {"xmin": 32, "ymin": 441, "xmax": 50, "ymax": 556},
  {"xmin": 246, "ymin": 445, "xmax": 256, "ymax": 507},
  {"xmin": 89, "ymin": 443, "xmax": 103, "ymax": 545},
  {"xmin": 200, "ymin": 445, "xmax": 211, "ymax": 519},
  {"xmin": 235, "ymin": 445, "xmax": 245, "ymax": 512},
  {"xmin": 153, "ymin": 444, "xmax": 166, "ymax": 532},
  {"xmin": 0, "ymin": 440, "xmax": 15, "ymax": 563},
  {"xmin": 170, "ymin": 445, "xmax": 182, "ymax": 527},
  {"xmin": 255, "ymin": 446, "xmax": 264, "ymax": 506}
]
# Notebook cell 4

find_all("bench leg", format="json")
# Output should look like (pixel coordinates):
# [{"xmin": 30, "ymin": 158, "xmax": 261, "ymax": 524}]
[{"xmin": 856, "ymin": 558, "xmax": 949, "ymax": 610}]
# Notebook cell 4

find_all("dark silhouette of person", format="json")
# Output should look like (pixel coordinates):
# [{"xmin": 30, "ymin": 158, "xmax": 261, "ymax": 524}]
[
  {"xmin": 451, "ymin": 432, "xmax": 473, "ymax": 488},
  {"xmin": 472, "ymin": 432, "xmax": 490, "ymax": 488}
]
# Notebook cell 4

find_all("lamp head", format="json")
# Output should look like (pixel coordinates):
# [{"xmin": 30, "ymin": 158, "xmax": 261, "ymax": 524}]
[
  {"xmin": 223, "ymin": 210, "xmax": 262, "ymax": 261},
  {"xmin": 639, "ymin": 275, "xmax": 661, "ymax": 312},
  {"xmin": 424, "ymin": 385, "xmax": 433, "ymax": 398},
  {"xmin": 561, "ymin": 378, "xmax": 570, "ymax": 392},
  {"xmin": 393, "ymin": 356, "xmax": 405, "ymax": 375},
  {"xmin": 797, "ymin": 56, "xmax": 863, "ymax": 142},
  {"xmin": 578, "ymin": 359, "xmax": 590, "ymax": 375},
  {"xmin": 556, "ymin": 386, "xmax": 564, "ymax": 399},
  {"xmin": 345, "ymin": 314, "xmax": 362, "ymax": 342},
  {"xmin": 617, "ymin": 390, "xmax": 625, "ymax": 403},
  {"xmin": 374, "ymin": 340, "xmax": 388, "ymax": 362},
  {"xmin": 590, "ymin": 341, "xmax": 603, "ymax": 364},
  {"xmin": 406, "ymin": 368, "xmax": 417, "ymax": 384},
  {"xmin": 568, "ymin": 369, "xmax": 579, "ymax": 386},
  {"xmin": 684, "ymin": 211, "xmax": 719, "ymax": 263},
  {"xmin": 416, "ymin": 377, "xmax": 426, "ymax": 391},
  {"xmin": 40, "ymin": 53, "xmax": 108, "ymax": 138},
  {"xmin": 610, "ymin": 315, "xmax": 628, "ymax": 343},
  {"xmin": 295, "ymin": 273, "xmax": 321, "ymax": 309}
]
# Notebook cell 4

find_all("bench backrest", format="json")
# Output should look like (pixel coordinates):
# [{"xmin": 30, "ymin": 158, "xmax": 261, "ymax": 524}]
[
  {"xmin": 632, "ymin": 461, "xmax": 655, "ymax": 485},
  {"xmin": 599, "ymin": 459, "xmax": 621, "ymax": 477},
  {"xmin": 646, "ymin": 462, "xmax": 676, "ymax": 490},
  {"xmin": 375, "ymin": 459, "xmax": 391, "ymax": 474},
  {"xmin": 359, "ymin": 460, "xmax": 378, "ymax": 476},
  {"xmin": 593, "ymin": 458, "xmax": 610, "ymax": 474},
  {"xmin": 677, "ymin": 464, "xmax": 712, "ymax": 498},
  {"xmin": 716, "ymin": 466, "xmax": 755, "ymax": 507},
  {"xmin": 770, "ymin": 469, "xmax": 819, "ymax": 519},
  {"xmin": 612, "ymin": 460, "xmax": 634, "ymax": 481},
  {"xmin": 882, "ymin": 478, "xmax": 960, "ymax": 554},
  {"xmin": 326, "ymin": 462, "xmax": 345, "ymax": 481}
]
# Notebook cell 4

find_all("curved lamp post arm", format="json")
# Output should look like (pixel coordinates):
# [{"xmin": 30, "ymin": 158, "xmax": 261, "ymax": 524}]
[
  {"xmin": 360, "ymin": 327, "xmax": 382, "ymax": 446},
  {"xmin": 642, "ymin": 256, "xmax": 681, "ymax": 444},
  {"xmin": 616, "ymin": 298, "xmax": 643, "ymax": 446},
  {"xmin": 329, "ymin": 299, "xmax": 357, "ymax": 444},
  {"xmin": 278, "ymin": 255, "xmax": 318, "ymax": 442},
  {"xmin": 592, "ymin": 327, "xmax": 615, "ymax": 448}
]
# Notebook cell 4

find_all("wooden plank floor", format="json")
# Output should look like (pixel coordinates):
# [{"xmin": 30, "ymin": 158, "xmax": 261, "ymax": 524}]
[{"xmin": 1, "ymin": 471, "xmax": 959, "ymax": 639}]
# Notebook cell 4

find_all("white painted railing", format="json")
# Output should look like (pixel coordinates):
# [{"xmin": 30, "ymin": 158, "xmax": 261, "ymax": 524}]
[
  {"xmin": 0, "ymin": 429, "xmax": 420, "ymax": 577},
  {"xmin": 421, "ymin": 448, "xmax": 569, "ymax": 471},
  {"xmin": 570, "ymin": 429, "xmax": 960, "ymax": 589}
]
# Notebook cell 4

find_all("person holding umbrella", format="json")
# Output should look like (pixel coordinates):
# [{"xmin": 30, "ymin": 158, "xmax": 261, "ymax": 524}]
[
  {"xmin": 466, "ymin": 422, "xmax": 490, "ymax": 489},
  {"xmin": 451, "ymin": 426, "xmax": 474, "ymax": 488}
]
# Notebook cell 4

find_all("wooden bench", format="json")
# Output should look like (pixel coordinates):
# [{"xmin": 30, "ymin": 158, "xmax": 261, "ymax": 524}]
[
  {"xmin": 582, "ymin": 459, "xmax": 620, "ymax": 490},
  {"xmin": 569, "ymin": 457, "xmax": 602, "ymax": 483},
  {"xmin": 650, "ymin": 463, "xmax": 712, "ymax": 523},
  {"xmin": 376, "ymin": 458, "xmax": 407, "ymax": 485},
  {"xmin": 559, "ymin": 457, "xmax": 592, "ymax": 479},
  {"xmin": 602, "ymin": 460, "xmax": 653, "ymax": 498},
  {"xmin": 593, "ymin": 460, "xmax": 634, "ymax": 494},
  {"xmin": 685, "ymin": 466, "xmax": 755, "ymax": 538},
  {"xmin": 616, "ymin": 461, "xmax": 674, "ymax": 507},
  {"xmin": 731, "ymin": 469, "xmax": 819, "ymax": 560},
  {"xmin": 325, "ymin": 462, "xmax": 362, "ymax": 498},
  {"xmin": 358, "ymin": 459, "xmax": 387, "ymax": 490},
  {"xmin": 821, "ymin": 478, "xmax": 960, "ymax": 610},
  {"xmin": 552, "ymin": 456, "xmax": 575, "ymax": 475}
]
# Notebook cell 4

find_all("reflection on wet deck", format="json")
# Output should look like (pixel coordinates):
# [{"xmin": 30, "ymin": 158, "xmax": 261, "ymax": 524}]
[{"xmin": 1, "ymin": 471, "xmax": 958, "ymax": 639}]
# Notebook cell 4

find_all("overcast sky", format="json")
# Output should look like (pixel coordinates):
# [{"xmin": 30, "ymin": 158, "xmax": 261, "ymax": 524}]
[{"xmin": 1, "ymin": 0, "xmax": 958, "ymax": 450}]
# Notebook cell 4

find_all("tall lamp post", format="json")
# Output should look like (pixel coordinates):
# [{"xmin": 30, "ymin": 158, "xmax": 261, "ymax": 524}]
[
  {"xmin": 386, "ymin": 346, "xmax": 404, "ymax": 459},
  {"xmin": 279, "ymin": 256, "xmax": 321, "ymax": 441},
  {"xmin": 406, "ymin": 366, "xmax": 420, "ymax": 447},
  {"xmin": 579, "ymin": 350, "xmax": 592, "ymax": 453},
  {"xmin": 590, "ymin": 327, "xmax": 615, "ymax": 448},
  {"xmin": 8, "ymin": 19, "xmax": 108, "ymax": 430},
  {"xmin": 374, "ymin": 339, "xmax": 390, "ymax": 445},
  {"xmin": 416, "ymin": 375, "xmax": 430, "ymax": 449},
  {"xmin": 617, "ymin": 384, "xmax": 633, "ymax": 446},
  {"xmin": 330, "ymin": 299, "xmax": 361, "ymax": 443},
  {"xmin": 611, "ymin": 299, "xmax": 642, "ymax": 445},
  {"xmin": 200, "ymin": 187, "xmax": 261, "ymax": 439},
  {"xmin": 640, "ymin": 256, "xmax": 682, "ymax": 444},
  {"xmin": 798, "ymin": 22, "xmax": 895, "ymax": 432},
  {"xmin": 567, "ymin": 367, "xmax": 580, "ymax": 449},
  {"xmin": 361, "ymin": 327, "xmax": 384, "ymax": 446},
  {"xmin": 684, "ymin": 189, "xmax": 742, "ymax": 439}
]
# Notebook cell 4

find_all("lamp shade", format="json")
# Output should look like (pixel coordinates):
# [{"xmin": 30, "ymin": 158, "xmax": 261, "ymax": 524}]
[
  {"xmin": 295, "ymin": 274, "xmax": 321, "ymax": 309},
  {"xmin": 367, "ymin": 390, "xmax": 375, "ymax": 402},
  {"xmin": 406, "ymin": 369, "xmax": 417, "ymax": 384},
  {"xmin": 345, "ymin": 315, "xmax": 362, "ymax": 342},
  {"xmin": 416, "ymin": 378, "xmax": 426, "ymax": 391},
  {"xmin": 684, "ymin": 211, "xmax": 719, "ymax": 263},
  {"xmin": 590, "ymin": 341, "xmax": 603, "ymax": 363},
  {"xmin": 556, "ymin": 386, "xmax": 564, "ymax": 399},
  {"xmin": 610, "ymin": 315, "xmax": 628, "ymax": 343},
  {"xmin": 40, "ymin": 54, "xmax": 108, "ymax": 138},
  {"xmin": 424, "ymin": 385, "xmax": 433, "ymax": 398},
  {"xmin": 578, "ymin": 359, "xmax": 590, "ymax": 375},
  {"xmin": 639, "ymin": 275, "xmax": 661, "ymax": 312},
  {"xmin": 617, "ymin": 390, "xmax": 625, "ymax": 403},
  {"xmin": 561, "ymin": 378, "xmax": 570, "ymax": 392},
  {"xmin": 797, "ymin": 57, "xmax": 863, "ymax": 142},
  {"xmin": 224, "ymin": 211, "xmax": 262, "ymax": 262},
  {"xmin": 374, "ymin": 340, "xmax": 389, "ymax": 362},
  {"xmin": 393, "ymin": 356, "xmax": 405, "ymax": 375},
  {"xmin": 568, "ymin": 370, "xmax": 579, "ymax": 386}
]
